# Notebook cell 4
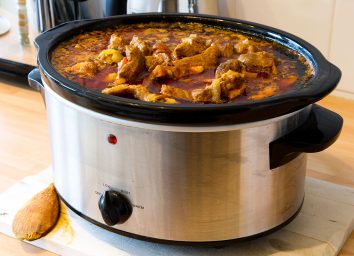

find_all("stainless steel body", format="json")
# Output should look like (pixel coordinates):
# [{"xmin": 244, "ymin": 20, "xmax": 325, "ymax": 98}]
[{"xmin": 44, "ymin": 81, "xmax": 310, "ymax": 242}]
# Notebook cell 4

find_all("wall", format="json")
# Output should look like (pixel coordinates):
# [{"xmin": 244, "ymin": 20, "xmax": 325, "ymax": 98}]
[{"xmin": 218, "ymin": 0, "xmax": 354, "ymax": 99}]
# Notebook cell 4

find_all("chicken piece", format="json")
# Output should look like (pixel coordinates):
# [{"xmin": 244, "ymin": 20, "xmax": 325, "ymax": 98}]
[
  {"xmin": 145, "ymin": 53, "xmax": 171, "ymax": 72},
  {"xmin": 238, "ymin": 51, "xmax": 277, "ymax": 74},
  {"xmin": 102, "ymin": 84, "xmax": 177, "ymax": 104},
  {"xmin": 98, "ymin": 49, "xmax": 123, "ymax": 64},
  {"xmin": 153, "ymin": 41, "xmax": 172, "ymax": 55},
  {"xmin": 215, "ymin": 59, "xmax": 242, "ymax": 78},
  {"xmin": 234, "ymin": 38, "xmax": 259, "ymax": 54},
  {"xmin": 12, "ymin": 183, "xmax": 60, "ymax": 241},
  {"xmin": 217, "ymin": 42, "xmax": 234, "ymax": 58},
  {"xmin": 218, "ymin": 70, "xmax": 245, "ymax": 99},
  {"xmin": 130, "ymin": 36, "xmax": 152, "ymax": 56},
  {"xmin": 150, "ymin": 64, "xmax": 204, "ymax": 80},
  {"xmin": 118, "ymin": 45, "xmax": 145, "ymax": 82},
  {"xmin": 145, "ymin": 41, "xmax": 173, "ymax": 71},
  {"xmin": 173, "ymin": 44, "xmax": 220, "ymax": 69},
  {"xmin": 192, "ymin": 70, "xmax": 245, "ymax": 103},
  {"xmin": 160, "ymin": 84, "xmax": 192, "ymax": 100},
  {"xmin": 65, "ymin": 61, "xmax": 98, "ymax": 78},
  {"xmin": 108, "ymin": 34, "xmax": 127, "ymax": 52},
  {"xmin": 172, "ymin": 34, "xmax": 209, "ymax": 59},
  {"xmin": 191, "ymin": 87, "xmax": 214, "ymax": 103},
  {"xmin": 150, "ymin": 44, "xmax": 219, "ymax": 80},
  {"xmin": 192, "ymin": 76, "xmax": 227, "ymax": 103},
  {"xmin": 150, "ymin": 65, "xmax": 175, "ymax": 79},
  {"xmin": 150, "ymin": 64, "xmax": 189, "ymax": 80}
]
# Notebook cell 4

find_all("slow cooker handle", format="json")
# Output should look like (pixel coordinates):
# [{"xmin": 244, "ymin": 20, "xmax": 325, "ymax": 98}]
[
  {"xmin": 28, "ymin": 68, "xmax": 45, "ymax": 101},
  {"xmin": 269, "ymin": 104, "xmax": 343, "ymax": 169}
]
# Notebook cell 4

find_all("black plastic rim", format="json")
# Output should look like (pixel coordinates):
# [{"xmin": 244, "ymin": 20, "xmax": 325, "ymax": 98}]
[{"xmin": 35, "ymin": 13, "xmax": 341, "ymax": 125}]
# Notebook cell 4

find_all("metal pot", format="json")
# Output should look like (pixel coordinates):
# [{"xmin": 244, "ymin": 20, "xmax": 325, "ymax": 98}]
[{"xmin": 29, "ymin": 13, "xmax": 343, "ymax": 244}]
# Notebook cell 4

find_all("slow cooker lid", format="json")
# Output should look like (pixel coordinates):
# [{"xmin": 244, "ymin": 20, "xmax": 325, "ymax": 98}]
[{"xmin": 35, "ymin": 13, "xmax": 341, "ymax": 125}]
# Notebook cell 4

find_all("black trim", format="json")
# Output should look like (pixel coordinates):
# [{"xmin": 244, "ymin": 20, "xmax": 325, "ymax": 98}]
[
  {"xmin": 35, "ymin": 13, "xmax": 341, "ymax": 125},
  {"xmin": 59, "ymin": 193, "xmax": 304, "ymax": 246},
  {"xmin": 269, "ymin": 104, "xmax": 343, "ymax": 169},
  {"xmin": 0, "ymin": 58, "xmax": 36, "ymax": 85}
]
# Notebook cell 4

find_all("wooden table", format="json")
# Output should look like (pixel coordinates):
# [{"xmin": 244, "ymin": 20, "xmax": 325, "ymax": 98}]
[{"xmin": 0, "ymin": 78, "xmax": 353, "ymax": 255}]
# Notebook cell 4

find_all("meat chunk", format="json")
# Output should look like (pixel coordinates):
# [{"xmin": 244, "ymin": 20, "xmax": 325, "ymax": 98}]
[
  {"xmin": 218, "ymin": 70, "xmax": 245, "ymax": 99},
  {"xmin": 117, "ymin": 45, "xmax": 145, "ymax": 82},
  {"xmin": 173, "ymin": 44, "xmax": 220, "ymax": 69},
  {"xmin": 192, "ymin": 84, "xmax": 219, "ymax": 103},
  {"xmin": 108, "ymin": 34, "xmax": 127, "ymax": 52},
  {"xmin": 150, "ymin": 65, "xmax": 174, "ymax": 79},
  {"xmin": 145, "ymin": 41, "xmax": 173, "ymax": 72},
  {"xmin": 153, "ymin": 41, "xmax": 172, "ymax": 55},
  {"xmin": 149, "ymin": 44, "xmax": 219, "ymax": 80},
  {"xmin": 238, "ymin": 51, "xmax": 277, "ymax": 74},
  {"xmin": 234, "ymin": 38, "xmax": 259, "ymax": 54},
  {"xmin": 217, "ymin": 42, "xmax": 234, "ymax": 58},
  {"xmin": 102, "ymin": 84, "xmax": 177, "ymax": 104},
  {"xmin": 215, "ymin": 59, "xmax": 242, "ymax": 78},
  {"xmin": 160, "ymin": 84, "xmax": 192, "ymax": 100},
  {"xmin": 145, "ymin": 53, "xmax": 171, "ymax": 72},
  {"xmin": 172, "ymin": 34, "xmax": 209, "ymax": 59},
  {"xmin": 65, "ymin": 61, "xmax": 98, "ymax": 78},
  {"xmin": 150, "ymin": 64, "xmax": 204, "ymax": 80},
  {"xmin": 192, "ymin": 70, "xmax": 245, "ymax": 103},
  {"xmin": 130, "ymin": 36, "xmax": 152, "ymax": 56}
]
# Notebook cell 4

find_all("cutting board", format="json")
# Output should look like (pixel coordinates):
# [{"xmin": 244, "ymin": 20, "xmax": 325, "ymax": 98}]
[{"xmin": 0, "ymin": 168, "xmax": 353, "ymax": 256}]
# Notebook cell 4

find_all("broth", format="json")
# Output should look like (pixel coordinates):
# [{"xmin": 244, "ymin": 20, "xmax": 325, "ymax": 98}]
[{"xmin": 51, "ymin": 22, "xmax": 313, "ymax": 104}]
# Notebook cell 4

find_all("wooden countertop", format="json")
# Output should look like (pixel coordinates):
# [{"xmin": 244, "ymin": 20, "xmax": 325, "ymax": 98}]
[
  {"xmin": 0, "ymin": 6, "xmax": 37, "ymax": 66},
  {"xmin": 0, "ymin": 78, "xmax": 353, "ymax": 255}
]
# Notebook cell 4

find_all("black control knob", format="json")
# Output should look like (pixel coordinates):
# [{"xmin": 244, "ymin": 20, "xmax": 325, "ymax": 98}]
[{"xmin": 98, "ymin": 190, "xmax": 132, "ymax": 226}]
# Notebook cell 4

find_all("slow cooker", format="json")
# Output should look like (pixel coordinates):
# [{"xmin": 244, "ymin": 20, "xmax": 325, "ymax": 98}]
[{"xmin": 28, "ymin": 13, "xmax": 343, "ymax": 244}]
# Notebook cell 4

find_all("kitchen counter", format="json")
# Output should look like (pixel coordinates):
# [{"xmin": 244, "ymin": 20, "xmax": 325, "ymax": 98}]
[{"xmin": 0, "ymin": 78, "xmax": 353, "ymax": 255}]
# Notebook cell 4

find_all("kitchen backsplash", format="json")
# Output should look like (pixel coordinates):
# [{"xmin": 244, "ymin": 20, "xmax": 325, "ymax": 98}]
[{"xmin": 218, "ymin": 0, "xmax": 353, "ymax": 98}]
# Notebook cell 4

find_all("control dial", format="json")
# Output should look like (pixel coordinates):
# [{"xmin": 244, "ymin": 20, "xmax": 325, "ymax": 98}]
[{"xmin": 98, "ymin": 190, "xmax": 132, "ymax": 226}]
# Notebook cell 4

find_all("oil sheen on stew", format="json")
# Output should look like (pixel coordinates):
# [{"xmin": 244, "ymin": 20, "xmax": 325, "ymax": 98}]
[{"xmin": 51, "ymin": 22, "xmax": 313, "ymax": 104}]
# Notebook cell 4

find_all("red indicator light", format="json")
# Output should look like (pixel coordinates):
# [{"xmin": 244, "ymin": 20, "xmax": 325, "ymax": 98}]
[{"xmin": 107, "ymin": 134, "xmax": 117, "ymax": 144}]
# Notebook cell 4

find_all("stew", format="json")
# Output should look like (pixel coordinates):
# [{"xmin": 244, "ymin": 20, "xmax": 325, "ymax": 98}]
[{"xmin": 51, "ymin": 22, "xmax": 313, "ymax": 104}]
